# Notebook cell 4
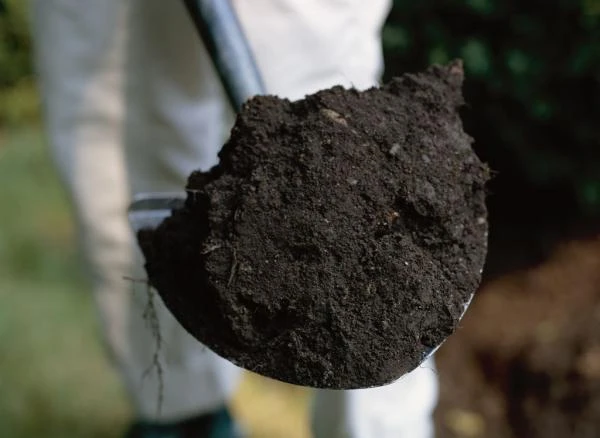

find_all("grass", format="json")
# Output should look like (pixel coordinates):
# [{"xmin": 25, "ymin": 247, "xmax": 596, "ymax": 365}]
[{"xmin": 0, "ymin": 125, "xmax": 309, "ymax": 438}]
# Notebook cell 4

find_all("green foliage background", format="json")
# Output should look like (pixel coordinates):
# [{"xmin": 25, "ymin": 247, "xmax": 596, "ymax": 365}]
[
  {"xmin": 382, "ymin": 0, "xmax": 600, "ymax": 215},
  {"xmin": 0, "ymin": 0, "xmax": 39, "ymax": 126}
]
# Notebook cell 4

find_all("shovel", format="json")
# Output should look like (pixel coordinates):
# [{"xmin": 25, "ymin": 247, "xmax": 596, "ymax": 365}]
[{"xmin": 128, "ymin": 0, "xmax": 475, "ymax": 388}]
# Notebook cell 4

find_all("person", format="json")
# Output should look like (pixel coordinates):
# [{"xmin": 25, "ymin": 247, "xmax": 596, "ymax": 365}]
[{"xmin": 30, "ymin": 1, "xmax": 439, "ymax": 437}]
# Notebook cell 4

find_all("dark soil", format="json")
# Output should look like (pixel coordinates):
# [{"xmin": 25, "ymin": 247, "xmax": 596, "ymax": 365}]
[
  {"xmin": 435, "ymin": 237, "xmax": 600, "ymax": 438},
  {"xmin": 139, "ymin": 61, "xmax": 489, "ymax": 389}
]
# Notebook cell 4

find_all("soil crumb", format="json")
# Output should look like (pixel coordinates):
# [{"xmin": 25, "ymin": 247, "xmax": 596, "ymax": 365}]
[{"xmin": 139, "ymin": 61, "xmax": 489, "ymax": 389}]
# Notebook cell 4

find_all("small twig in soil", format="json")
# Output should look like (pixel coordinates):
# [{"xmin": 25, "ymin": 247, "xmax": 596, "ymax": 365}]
[
  {"xmin": 201, "ymin": 244, "xmax": 222, "ymax": 255},
  {"xmin": 233, "ymin": 207, "xmax": 241, "ymax": 224},
  {"xmin": 228, "ymin": 247, "xmax": 239, "ymax": 287}
]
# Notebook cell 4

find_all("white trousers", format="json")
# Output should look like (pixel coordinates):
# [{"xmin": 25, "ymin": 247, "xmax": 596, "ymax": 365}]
[{"xmin": 30, "ymin": 1, "xmax": 438, "ymax": 436}]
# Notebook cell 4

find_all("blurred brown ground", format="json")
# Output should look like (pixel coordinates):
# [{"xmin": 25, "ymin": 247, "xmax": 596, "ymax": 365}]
[{"xmin": 435, "ymin": 236, "xmax": 600, "ymax": 438}]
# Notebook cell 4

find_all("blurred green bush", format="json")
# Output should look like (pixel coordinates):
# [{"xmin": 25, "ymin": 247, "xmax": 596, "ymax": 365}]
[
  {"xmin": 382, "ymin": 0, "xmax": 600, "ymax": 215},
  {"xmin": 0, "ymin": 0, "xmax": 39, "ymax": 126}
]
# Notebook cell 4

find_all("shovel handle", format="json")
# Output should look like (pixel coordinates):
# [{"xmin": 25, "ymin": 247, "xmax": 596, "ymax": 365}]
[{"xmin": 182, "ymin": 0, "xmax": 266, "ymax": 112}]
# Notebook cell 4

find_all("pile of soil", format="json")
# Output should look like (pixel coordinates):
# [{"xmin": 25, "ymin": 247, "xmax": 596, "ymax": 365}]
[
  {"xmin": 139, "ymin": 61, "xmax": 489, "ymax": 389},
  {"xmin": 435, "ymin": 238, "xmax": 600, "ymax": 437}
]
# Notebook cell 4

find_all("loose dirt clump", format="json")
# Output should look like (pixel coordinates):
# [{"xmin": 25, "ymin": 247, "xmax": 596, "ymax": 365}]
[{"xmin": 139, "ymin": 61, "xmax": 489, "ymax": 388}]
